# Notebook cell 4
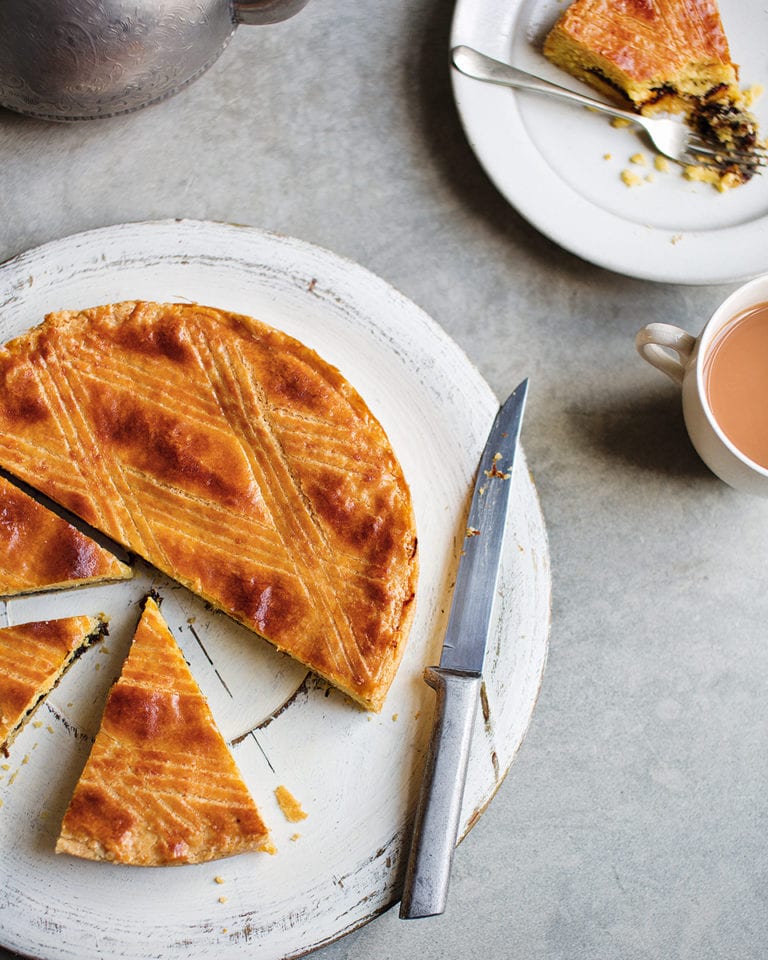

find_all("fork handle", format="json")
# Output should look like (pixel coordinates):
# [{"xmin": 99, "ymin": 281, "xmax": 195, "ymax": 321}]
[{"xmin": 452, "ymin": 45, "xmax": 639, "ymax": 126}]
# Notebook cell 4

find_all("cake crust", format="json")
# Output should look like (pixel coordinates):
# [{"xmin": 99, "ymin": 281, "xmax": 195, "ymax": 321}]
[{"xmin": 0, "ymin": 302, "xmax": 418, "ymax": 710}]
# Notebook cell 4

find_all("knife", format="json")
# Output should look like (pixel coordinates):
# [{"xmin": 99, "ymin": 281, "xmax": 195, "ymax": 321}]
[{"xmin": 399, "ymin": 379, "xmax": 529, "ymax": 920}]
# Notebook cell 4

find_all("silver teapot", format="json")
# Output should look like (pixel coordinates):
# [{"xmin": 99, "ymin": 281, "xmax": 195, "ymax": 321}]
[{"xmin": 0, "ymin": 0, "xmax": 311, "ymax": 121}]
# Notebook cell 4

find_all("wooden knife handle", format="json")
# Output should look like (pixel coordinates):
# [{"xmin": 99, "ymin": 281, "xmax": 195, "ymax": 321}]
[{"xmin": 399, "ymin": 665, "xmax": 482, "ymax": 919}]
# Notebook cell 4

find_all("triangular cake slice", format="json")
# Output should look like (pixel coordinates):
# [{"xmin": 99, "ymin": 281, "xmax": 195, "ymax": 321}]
[
  {"xmin": 0, "ymin": 614, "xmax": 107, "ymax": 754},
  {"xmin": 543, "ymin": 0, "xmax": 760, "ymax": 183},
  {"xmin": 0, "ymin": 475, "xmax": 132, "ymax": 597},
  {"xmin": 56, "ymin": 596, "xmax": 270, "ymax": 865},
  {"xmin": 0, "ymin": 301, "xmax": 418, "ymax": 711}
]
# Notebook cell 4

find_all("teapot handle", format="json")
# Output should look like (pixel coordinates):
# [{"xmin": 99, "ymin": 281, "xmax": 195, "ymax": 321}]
[{"xmin": 234, "ymin": 0, "xmax": 311, "ymax": 24}]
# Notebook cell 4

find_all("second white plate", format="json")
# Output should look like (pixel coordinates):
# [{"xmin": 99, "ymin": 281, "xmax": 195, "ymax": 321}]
[{"xmin": 451, "ymin": 0, "xmax": 768, "ymax": 284}]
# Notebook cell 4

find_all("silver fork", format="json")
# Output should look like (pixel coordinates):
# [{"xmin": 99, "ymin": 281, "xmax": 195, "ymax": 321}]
[{"xmin": 452, "ymin": 45, "xmax": 766, "ymax": 172}]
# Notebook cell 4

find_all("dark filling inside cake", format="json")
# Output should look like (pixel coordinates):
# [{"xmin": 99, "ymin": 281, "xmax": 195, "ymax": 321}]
[
  {"xmin": 586, "ymin": 68, "xmax": 760, "ymax": 183},
  {"xmin": 693, "ymin": 100, "xmax": 760, "ymax": 182},
  {"xmin": 586, "ymin": 67, "xmax": 635, "ymax": 105},
  {"xmin": 0, "ymin": 620, "xmax": 108, "ymax": 756}
]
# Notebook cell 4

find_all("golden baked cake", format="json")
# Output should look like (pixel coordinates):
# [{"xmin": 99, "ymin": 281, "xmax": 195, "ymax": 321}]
[
  {"xmin": 0, "ymin": 614, "xmax": 107, "ymax": 755},
  {"xmin": 0, "ymin": 301, "xmax": 418, "ymax": 711},
  {"xmin": 56, "ymin": 596, "xmax": 270, "ymax": 866},
  {"xmin": 0, "ymin": 475, "xmax": 132, "ymax": 597},
  {"xmin": 543, "ymin": 0, "xmax": 760, "ymax": 183}
]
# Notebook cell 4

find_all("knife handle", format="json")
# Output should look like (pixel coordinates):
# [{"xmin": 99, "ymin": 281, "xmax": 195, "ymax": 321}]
[{"xmin": 399, "ymin": 665, "xmax": 482, "ymax": 919}]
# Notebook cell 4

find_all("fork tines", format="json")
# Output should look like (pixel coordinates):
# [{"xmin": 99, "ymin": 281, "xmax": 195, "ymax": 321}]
[{"xmin": 685, "ymin": 137, "xmax": 768, "ymax": 171}]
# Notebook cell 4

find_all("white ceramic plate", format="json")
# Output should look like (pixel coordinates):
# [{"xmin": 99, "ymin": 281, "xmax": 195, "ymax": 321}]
[
  {"xmin": 451, "ymin": 0, "xmax": 768, "ymax": 284},
  {"xmin": 0, "ymin": 220, "xmax": 551, "ymax": 960}
]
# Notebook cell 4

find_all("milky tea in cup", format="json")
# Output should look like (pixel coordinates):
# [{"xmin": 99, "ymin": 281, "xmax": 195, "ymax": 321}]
[
  {"xmin": 704, "ymin": 302, "xmax": 768, "ymax": 470},
  {"xmin": 636, "ymin": 274, "xmax": 768, "ymax": 496}
]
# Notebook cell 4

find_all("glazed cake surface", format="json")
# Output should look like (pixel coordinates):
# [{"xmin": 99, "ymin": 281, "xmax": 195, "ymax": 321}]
[
  {"xmin": 543, "ymin": 0, "xmax": 739, "ymax": 112},
  {"xmin": 0, "ymin": 475, "xmax": 131, "ymax": 597},
  {"xmin": 56, "ymin": 597, "xmax": 270, "ymax": 866},
  {"xmin": 0, "ymin": 301, "xmax": 418, "ymax": 710}
]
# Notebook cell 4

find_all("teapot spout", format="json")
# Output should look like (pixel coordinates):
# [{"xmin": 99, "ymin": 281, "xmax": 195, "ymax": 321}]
[{"xmin": 234, "ymin": 0, "xmax": 311, "ymax": 25}]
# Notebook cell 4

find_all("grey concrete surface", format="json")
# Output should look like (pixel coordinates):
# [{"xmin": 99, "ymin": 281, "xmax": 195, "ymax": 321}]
[{"xmin": 2, "ymin": 1, "xmax": 768, "ymax": 958}]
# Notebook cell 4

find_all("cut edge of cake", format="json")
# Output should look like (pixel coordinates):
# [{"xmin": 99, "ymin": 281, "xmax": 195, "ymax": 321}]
[{"xmin": 0, "ymin": 614, "xmax": 108, "ymax": 755}]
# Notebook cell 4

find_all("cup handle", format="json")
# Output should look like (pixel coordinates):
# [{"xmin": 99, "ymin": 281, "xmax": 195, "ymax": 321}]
[{"xmin": 635, "ymin": 323, "xmax": 697, "ymax": 385}]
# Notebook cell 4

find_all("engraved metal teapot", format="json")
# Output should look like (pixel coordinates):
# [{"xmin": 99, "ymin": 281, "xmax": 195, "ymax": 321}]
[{"xmin": 0, "ymin": 0, "xmax": 311, "ymax": 121}]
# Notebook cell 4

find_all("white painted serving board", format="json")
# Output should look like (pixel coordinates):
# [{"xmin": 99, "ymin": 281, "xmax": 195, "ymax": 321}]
[{"xmin": 0, "ymin": 220, "xmax": 551, "ymax": 960}]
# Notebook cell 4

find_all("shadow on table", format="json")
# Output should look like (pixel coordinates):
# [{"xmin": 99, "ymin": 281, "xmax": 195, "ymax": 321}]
[
  {"xmin": 578, "ymin": 388, "xmax": 715, "ymax": 481},
  {"xmin": 410, "ymin": 0, "xmax": 607, "ymax": 283}
]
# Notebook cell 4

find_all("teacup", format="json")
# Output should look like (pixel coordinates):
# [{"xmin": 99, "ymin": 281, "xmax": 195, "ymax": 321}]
[{"xmin": 636, "ymin": 274, "xmax": 768, "ymax": 496}]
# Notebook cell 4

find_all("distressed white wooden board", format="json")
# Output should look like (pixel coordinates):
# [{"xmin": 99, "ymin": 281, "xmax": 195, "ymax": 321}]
[{"xmin": 0, "ymin": 220, "xmax": 551, "ymax": 960}]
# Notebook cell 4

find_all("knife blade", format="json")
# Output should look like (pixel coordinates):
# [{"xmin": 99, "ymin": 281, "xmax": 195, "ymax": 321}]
[{"xmin": 399, "ymin": 379, "xmax": 529, "ymax": 920}]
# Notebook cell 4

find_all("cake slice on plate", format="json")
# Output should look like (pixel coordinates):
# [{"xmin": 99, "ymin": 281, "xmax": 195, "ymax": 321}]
[
  {"xmin": 0, "ymin": 475, "xmax": 132, "ymax": 597},
  {"xmin": 0, "ymin": 614, "xmax": 107, "ymax": 755},
  {"xmin": 56, "ymin": 596, "xmax": 270, "ymax": 865},
  {"xmin": 543, "ymin": 0, "xmax": 760, "ymax": 183}
]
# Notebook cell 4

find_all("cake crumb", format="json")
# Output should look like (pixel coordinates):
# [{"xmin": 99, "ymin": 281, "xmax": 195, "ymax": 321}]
[
  {"xmin": 742, "ymin": 83, "xmax": 764, "ymax": 108},
  {"xmin": 684, "ymin": 164, "xmax": 720, "ymax": 184},
  {"xmin": 392, "ymin": 713, "xmax": 399, "ymax": 722},
  {"xmin": 611, "ymin": 117, "xmax": 632, "ymax": 128},
  {"xmin": 275, "ymin": 785, "xmax": 308, "ymax": 822},
  {"xmin": 214, "ymin": 875, "xmax": 225, "ymax": 885},
  {"xmin": 630, "ymin": 152, "xmax": 647, "ymax": 165},
  {"xmin": 290, "ymin": 833, "xmax": 302, "ymax": 842},
  {"xmin": 654, "ymin": 155, "xmax": 670, "ymax": 173},
  {"xmin": 620, "ymin": 169, "xmax": 643, "ymax": 187},
  {"xmin": 218, "ymin": 896, "xmax": 227, "ymax": 904},
  {"xmin": 32, "ymin": 721, "xmax": 42, "ymax": 729},
  {"xmin": 484, "ymin": 452, "xmax": 510, "ymax": 480},
  {"xmin": 718, "ymin": 171, "xmax": 743, "ymax": 192},
  {"xmin": 603, "ymin": 152, "xmax": 612, "ymax": 160},
  {"xmin": 683, "ymin": 164, "xmax": 738, "ymax": 192}
]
